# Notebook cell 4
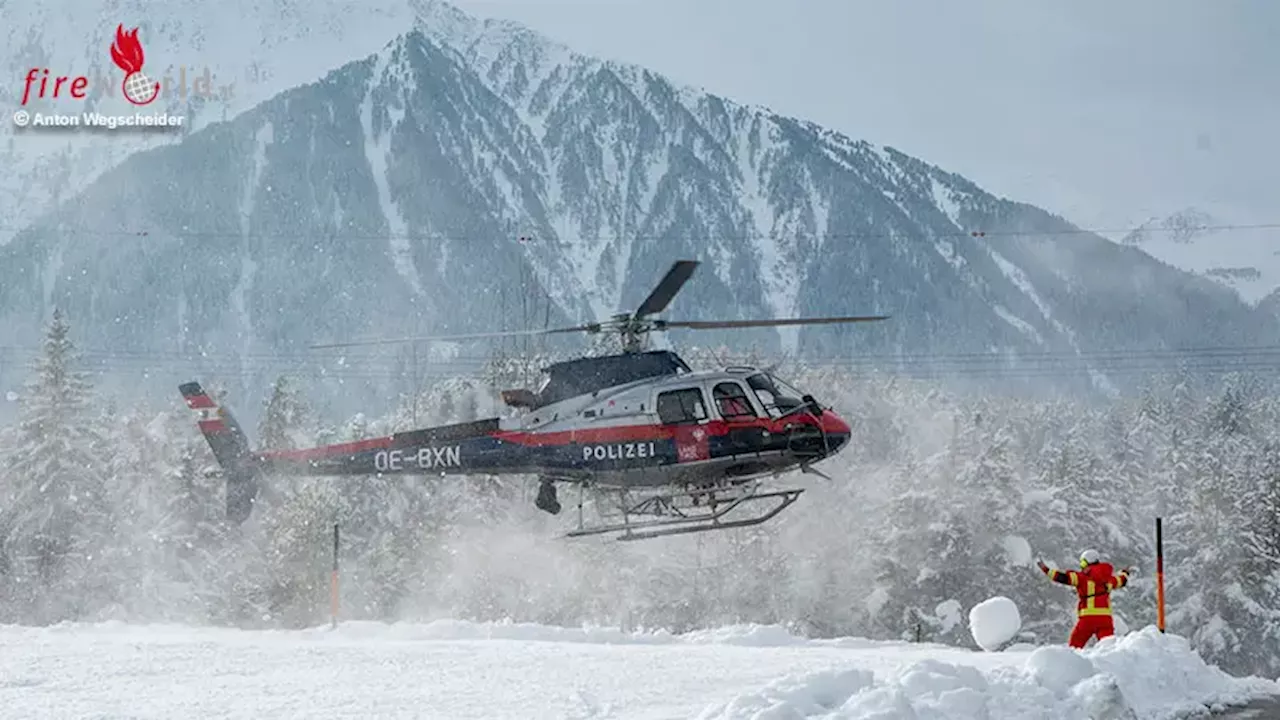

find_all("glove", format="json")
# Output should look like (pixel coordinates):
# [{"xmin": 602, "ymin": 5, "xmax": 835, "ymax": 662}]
[
  {"xmin": 1036, "ymin": 560, "xmax": 1049, "ymax": 573},
  {"xmin": 1121, "ymin": 566, "xmax": 1137, "ymax": 575}
]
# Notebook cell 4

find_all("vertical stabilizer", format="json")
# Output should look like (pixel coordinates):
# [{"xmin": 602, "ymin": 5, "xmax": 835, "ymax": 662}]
[{"xmin": 178, "ymin": 381, "xmax": 260, "ymax": 524}]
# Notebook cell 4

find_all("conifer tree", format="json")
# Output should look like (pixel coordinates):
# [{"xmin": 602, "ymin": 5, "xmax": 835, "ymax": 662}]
[
  {"xmin": 0, "ymin": 308, "xmax": 114, "ymax": 622},
  {"xmin": 258, "ymin": 375, "xmax": 309, "ymax": 451}
]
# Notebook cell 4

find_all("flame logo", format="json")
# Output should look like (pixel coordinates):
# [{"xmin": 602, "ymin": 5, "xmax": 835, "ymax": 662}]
[
  {"xmin": 110, "ymin": 25, "xmax": 145, "ymax": 73},
  {"xmin": 109, "ymin": 24, "xmax": 160, "ymax": 105}
]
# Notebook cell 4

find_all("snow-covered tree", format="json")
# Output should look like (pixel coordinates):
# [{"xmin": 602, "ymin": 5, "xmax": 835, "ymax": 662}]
[
  {"xmin": 0, "ymin": 308, "xmax": 115, "ymax": 622},
  {"xmin": 258, "ymin": 375, "xmax": 312, "ymax": 451}
]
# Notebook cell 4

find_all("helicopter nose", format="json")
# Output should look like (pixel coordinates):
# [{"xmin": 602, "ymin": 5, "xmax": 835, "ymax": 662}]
[{"xmin": 820, "ymin": 410, "xmax": 851, "ymax": 451}]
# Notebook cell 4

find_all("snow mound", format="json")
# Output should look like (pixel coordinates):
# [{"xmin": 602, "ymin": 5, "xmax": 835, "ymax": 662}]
[
  {"xmin": 702, "ymin": 626, "xmax": 1280, "ymax": 719},
  {"xmin": 682, "ymin": 624, "xmax": 811, "ymax": 647},
  {"xmin": 969, "ymin": 596, "xmax": 1022, "ymax": 651},
  {"xmin": 1087, "ymin": 627, "xmax": 1280, "ymax": 718},
  {"xmin": 1025, "ymin": 645, "xmax": 1097, "ymax": 694},
  {"xmin": 694, "ymin": 668, "xmax": 877, "ymax": 719}
]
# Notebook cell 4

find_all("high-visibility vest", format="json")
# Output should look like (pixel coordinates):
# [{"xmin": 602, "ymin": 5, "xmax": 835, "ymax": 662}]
[{"xmin": 1042, "ymin": 566, "xmax": 1128, "ymax": 616}]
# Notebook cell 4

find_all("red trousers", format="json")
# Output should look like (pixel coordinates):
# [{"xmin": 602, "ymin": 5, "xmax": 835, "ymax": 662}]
[{"xmin": 1068, "ymin": 614, "xmax": 1114, "ymax": 648}]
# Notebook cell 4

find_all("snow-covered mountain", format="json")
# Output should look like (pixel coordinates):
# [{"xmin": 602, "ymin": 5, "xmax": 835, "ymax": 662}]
[
  {"xmin": 0, "ymin": 0, "xmax": 423, "ymax": 246},
  {"xmin": 1120, "ymin": 208, "xmax": 1280, "ymax": 304},
  {"xmin": 1, "ymin": 0, "xmax": 1277, "ymax": 413}
]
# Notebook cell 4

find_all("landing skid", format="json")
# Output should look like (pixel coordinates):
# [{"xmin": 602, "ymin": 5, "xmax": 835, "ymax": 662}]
[{"xmin": 564, "ymin": 481, "xmax": 804, "ymax": 542}]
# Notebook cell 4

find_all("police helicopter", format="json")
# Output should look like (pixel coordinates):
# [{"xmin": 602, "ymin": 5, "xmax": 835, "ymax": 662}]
[{"xmin": 179, "ymin": 260, "xmax": 889, "ymax": 541}]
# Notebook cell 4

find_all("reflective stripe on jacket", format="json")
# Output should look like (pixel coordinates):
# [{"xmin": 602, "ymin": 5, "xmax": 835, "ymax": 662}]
[{"xmin": 1041, "ymin": 563, "xmax": 1128, "ymax": 616}]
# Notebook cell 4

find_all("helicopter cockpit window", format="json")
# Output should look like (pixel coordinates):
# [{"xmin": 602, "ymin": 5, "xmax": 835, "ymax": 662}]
[
  {"xmin": 713, "ymin": 382, "xmax": 756, "ymax": 420},
  {"xmin": 656, "ymin": 388, "xmax": 707, "ymax": 425},
  {"xmin": 747, "ymin": 373, "xmax": 803, "ymax": 418}
]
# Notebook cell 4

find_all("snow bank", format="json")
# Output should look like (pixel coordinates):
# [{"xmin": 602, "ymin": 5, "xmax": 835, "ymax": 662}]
[
  {"xmin": 321, "ymin": 620, "xmax": 946, "ymax": 651},
  {"xmin": 4, "ymin": 617, "xmax": 950, "ymax": 652},
  {"xmin": 969, "ymin": 596, "xmax": 1021, "ymax": 651},
  {"xmin": 6, "ymin": 619, "xmax": 1278, "ymax": 718},
  {"xmin": 699, "ymin": 626, "xmax": 1280, "ymax": 720}
]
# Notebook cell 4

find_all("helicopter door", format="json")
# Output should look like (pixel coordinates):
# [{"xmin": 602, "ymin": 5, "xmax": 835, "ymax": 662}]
[
  {"xmin": 713, "ymin": 380, "xmax": 768, "ymax": 454},
  {"xmin": 655, "ymin": 387, "xmax": 710, "ymax": 462}
]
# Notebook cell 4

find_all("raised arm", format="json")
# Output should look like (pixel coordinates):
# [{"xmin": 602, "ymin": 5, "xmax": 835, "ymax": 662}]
[
  {"xmin": 1037, "ymin": 559, "xmax": 1079, "ymax": 586},
  {"xmin": 1107, "ymin": 568, "xmax": 1131, "ymax": 591}
]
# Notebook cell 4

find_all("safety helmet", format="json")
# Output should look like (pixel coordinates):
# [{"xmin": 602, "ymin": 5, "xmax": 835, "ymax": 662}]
[{"xmin": 1079, "ymin": 549, "xmax": 1100, "ymax": 568}]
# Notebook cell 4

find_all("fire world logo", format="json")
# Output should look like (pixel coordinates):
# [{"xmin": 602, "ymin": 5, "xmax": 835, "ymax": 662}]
[{"xmin": 109, "ymin": 24, "xmax": 160, "ymax": 106}]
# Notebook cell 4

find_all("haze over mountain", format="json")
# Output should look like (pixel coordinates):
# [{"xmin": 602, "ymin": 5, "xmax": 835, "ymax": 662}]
[
  {"xmin": 1, "ymin": 0, "xmax": 1276, "ymax": 421},
  {"xmin": 1120, "ymin": 208, "xmax": 1280, "ymax": 304}
]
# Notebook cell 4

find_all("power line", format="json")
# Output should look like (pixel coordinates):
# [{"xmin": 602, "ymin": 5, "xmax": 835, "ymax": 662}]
[
  {"xmin": 5, "ymin": 336, "xmax": 1280, "ymax": 390},
  {"xmin": 1, "ymin": 349, "xmax": 1276, "ymax": 385},
  {"xmin": 33, "ymin": 361, "xmax": 1275, "ymax": 384},
  {"xmin": 1, "ymin": 222, "xmax": 1277, "ymax": 245},
  {"xmin": 5, "ymin": 342, "xmax": 1280, "ymax": 364}
]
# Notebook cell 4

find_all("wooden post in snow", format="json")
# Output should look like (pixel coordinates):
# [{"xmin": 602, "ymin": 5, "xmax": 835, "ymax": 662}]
[{"xmin": 1156, "ymin": 517, "xmax": 1166, "ymax": 633}]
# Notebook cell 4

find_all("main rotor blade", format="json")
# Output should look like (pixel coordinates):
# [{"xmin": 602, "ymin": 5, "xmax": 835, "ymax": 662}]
[
  {"xmin": 661, "ymin": 315, "xmax": 890, "ymax": 330},
  {"xmin": 635, "ymin": 260, "xmax": 700, "ymax": 318},
  {"xmin": 309, "ymin": 324, "xmax": 597, "ymax": 349}
]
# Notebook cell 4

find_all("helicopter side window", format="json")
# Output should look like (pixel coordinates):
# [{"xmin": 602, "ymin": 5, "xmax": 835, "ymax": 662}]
[
  {"xmin": 713, "ymin": 382, "xmax": 756, "ymax": 420},
  {"xmin": 656, "ymin": 388, "xmax": 707, "ymax": 425}
]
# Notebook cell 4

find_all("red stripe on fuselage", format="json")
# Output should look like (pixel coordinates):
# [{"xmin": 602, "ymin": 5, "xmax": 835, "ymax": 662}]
[
  {"xmin": 185, "ymin": 394, "xmax": 215, "ymax": 409},
  {"xmin": 252, "ymin": 411, "xmax": 849, "ymax": 458},
  {"xmin": 492, "ymin": 425, "xmax": 675, "ymax": 446},
  {"xmin": 493, "ymin": 412, "xmax": 846, "ymax": 446},
  {"xmin": 258, "ymin": 436, "xmax": 392, "ymax": 461}
]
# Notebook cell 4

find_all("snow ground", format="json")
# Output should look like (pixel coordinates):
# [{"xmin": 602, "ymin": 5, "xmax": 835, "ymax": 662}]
[{"xmin": 1, "ymin": 620, "xmax": 1276, "ymax": 719}]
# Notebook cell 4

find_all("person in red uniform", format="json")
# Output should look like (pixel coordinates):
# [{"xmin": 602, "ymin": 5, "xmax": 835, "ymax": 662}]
[{"xmin": 1037, "ymin": 549, "xmax": 1131, "ymax": 649}]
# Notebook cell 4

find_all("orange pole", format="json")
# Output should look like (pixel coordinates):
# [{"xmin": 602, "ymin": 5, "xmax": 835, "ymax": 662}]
[
  {"xmin": 1156, "ymin": 517, "xmax": 1165, "ymax": 633},
  {"xmin": 331, "ymin": 522, "xmax": 340, "ymax": 629}
]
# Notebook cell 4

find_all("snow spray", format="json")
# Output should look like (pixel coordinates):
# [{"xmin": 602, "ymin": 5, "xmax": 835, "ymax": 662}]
[{"xmin": 331, "ymin": 522, "xmax": 340, "ymax": 629}]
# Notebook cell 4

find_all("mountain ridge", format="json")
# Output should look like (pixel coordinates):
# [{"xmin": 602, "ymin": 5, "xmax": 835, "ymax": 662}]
[{"xmin": 1, "ymin": 5, "xmax": 1276, "ymax": 419}]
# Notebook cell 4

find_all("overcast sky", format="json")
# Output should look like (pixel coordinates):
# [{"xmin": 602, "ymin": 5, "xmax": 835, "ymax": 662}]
[{"xmin": 452, "ymin": 0, "xmax": 1278, "ymax": 235}]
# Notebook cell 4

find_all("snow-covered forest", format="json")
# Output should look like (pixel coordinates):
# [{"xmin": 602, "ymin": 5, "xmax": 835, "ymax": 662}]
[{"xmin": 3, "ymin": 310, "xmax": 1279, "ymax": 680}]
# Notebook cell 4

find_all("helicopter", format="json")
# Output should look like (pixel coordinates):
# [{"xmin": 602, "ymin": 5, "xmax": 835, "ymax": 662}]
[{"xmin": 179, "ymin": 260, "xmax": 889, "ymax": 541}]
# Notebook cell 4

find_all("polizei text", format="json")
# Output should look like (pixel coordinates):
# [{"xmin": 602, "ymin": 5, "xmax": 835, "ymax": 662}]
[
  {"xmin": 374, "ymin": 446, "xmax": 462, "ymax": 472},
  {"xmin": 583, "ymin": 442, "xmax": 657, "ymax": 461}
]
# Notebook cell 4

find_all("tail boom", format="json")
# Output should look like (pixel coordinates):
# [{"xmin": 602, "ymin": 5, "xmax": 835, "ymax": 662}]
[{"xmin": 254, "ymin": 418, "xmax": 503, "ymax": 476}]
